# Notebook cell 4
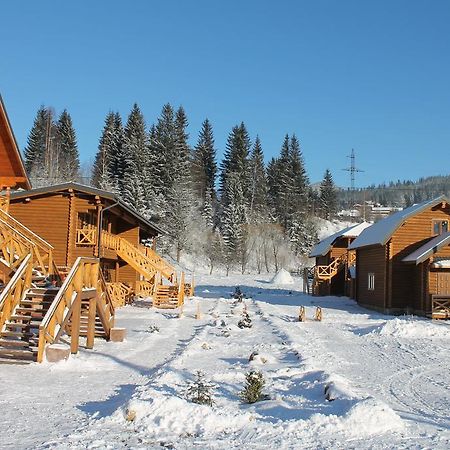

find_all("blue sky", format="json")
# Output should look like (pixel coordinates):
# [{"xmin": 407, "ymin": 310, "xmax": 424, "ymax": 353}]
[{"xmin": 1, "ymin": 0, "xmax": 449, "ymax": 187}]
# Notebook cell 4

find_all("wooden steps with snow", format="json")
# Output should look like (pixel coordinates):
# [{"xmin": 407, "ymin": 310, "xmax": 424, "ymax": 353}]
[
  {"xmin": 153, "ymin": 285, "xmax": 180, "ymax": 309},
  {"xmin": 0, "ymin": 288, "xmax": 57, "ymax": 364}
]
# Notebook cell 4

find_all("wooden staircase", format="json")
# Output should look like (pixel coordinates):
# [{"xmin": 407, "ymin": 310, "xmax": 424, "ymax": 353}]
[{"xmin": 0, "ymin": 287, "xmax": 57, "ymax": 364}]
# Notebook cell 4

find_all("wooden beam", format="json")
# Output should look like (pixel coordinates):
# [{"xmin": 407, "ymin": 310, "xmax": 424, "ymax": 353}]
[
  {"xmin": 86, "ymin": 296, "xmax": 97, "ymax": 349},
  {"xmin": 70, "ymin": 293, "xmax": 81, "ymax": 354}
]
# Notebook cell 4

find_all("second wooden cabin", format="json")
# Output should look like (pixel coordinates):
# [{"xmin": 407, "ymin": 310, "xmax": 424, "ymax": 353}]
[
  {"xmin": 349, "ymin": 195, "xmax": 450, "ymax": 317},
  {"xmin": 309, "ymin": 222, "xmax": 371, "ymax": 296},
  {"xmin": 8, "ymin": 183, "xmax": 170, "ymax": 303}
]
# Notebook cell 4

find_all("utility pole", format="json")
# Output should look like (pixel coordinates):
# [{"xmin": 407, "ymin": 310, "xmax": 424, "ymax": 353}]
[{"xmin": 342, "ymin": 149, "xmax": 364, "ymax": 218}]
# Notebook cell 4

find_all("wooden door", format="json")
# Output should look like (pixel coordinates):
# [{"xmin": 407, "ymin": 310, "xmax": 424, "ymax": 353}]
[{"xmin": 437, "ymin": 272, "xmax": 450, "ymax": 294}]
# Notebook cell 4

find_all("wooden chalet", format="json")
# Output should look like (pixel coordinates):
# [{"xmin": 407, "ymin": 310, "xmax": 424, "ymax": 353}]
[
  {"xmin": 0, "ymin": 96, "xmax": 189, "ymax": 364},
  {"xmin": 7, "ymin": 182, "xmax": 191, "ymax": 307},
  {"xmin": 309, "ymin": 222, "xmax": 371, "ymax": 296},
  {"xmin": 349, "ymin": 196, "xmax": 450, "ymax": 318}
]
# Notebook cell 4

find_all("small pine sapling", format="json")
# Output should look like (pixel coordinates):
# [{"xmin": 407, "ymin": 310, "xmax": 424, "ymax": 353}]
[
  {"xmin": 240, "ymin": 370, "xmax": 268, "ymax": 404},
  {"xmin": 238, "ymin": 311, "xmax": 252, "ymax": 329},
  {"xmin": 185, "ymin": 371, "xmax": 215, "ymax": 406}
]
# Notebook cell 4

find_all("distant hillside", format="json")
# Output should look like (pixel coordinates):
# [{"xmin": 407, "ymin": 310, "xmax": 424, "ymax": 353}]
[{"xmin": 338, "ymin": 174, "xmax": 450, "ymax": 207}]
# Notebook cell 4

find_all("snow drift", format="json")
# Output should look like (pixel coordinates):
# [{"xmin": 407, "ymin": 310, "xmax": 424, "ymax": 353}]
[{"xmin": 270, "ymin": 268, "xmax": 294, "ymax": 285}]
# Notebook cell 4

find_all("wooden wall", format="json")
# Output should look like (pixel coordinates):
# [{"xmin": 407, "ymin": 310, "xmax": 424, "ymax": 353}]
[
  {"xmin": 356, "ymin": 245, "xmax": 387, "ymax": 309},
  {"xmin": 9, "ymin": 195, "xmax": 70, "ymax": 266}
]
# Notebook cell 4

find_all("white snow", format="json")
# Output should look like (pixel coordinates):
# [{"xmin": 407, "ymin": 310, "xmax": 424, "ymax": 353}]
[
  {"xmin": 270, "ymin": 268, "xmax": 294, "ymax": 285},
  {"xmin": 0, "ymin": 272, "xmax": 449, "ymax": 449},
  {"xmin": 432, "ymin": 259, "xmax": 450, "ymax": 268}
]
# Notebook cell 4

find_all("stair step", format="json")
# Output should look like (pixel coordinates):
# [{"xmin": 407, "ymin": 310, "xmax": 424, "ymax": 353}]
[
  {"xmin": 0, "ymin": 347, "xmax": 36, "ymax": 359},
  {"xmin": 0, "ymin": 339, "xmax": 31, "ymax": 348},
  {"xmin": 5, "ymin": 322, "xmax": 40, "ymax": 329},
  {"xmin": 0, "ymin": 357, "xmax": 33, "ymax": 365},
  {"xmin": 0, "ymin": 330, "xmax": 36, "ymax": 338}
]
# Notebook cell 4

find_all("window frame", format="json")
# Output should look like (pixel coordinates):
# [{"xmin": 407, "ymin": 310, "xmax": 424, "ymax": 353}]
[
  {"xmin": 368, "ymin": 272, "xmax": 375, "ymax": 291},
  {"xmin": 432, "ymin": 219, "xmax": 449, "ymax": 236}
]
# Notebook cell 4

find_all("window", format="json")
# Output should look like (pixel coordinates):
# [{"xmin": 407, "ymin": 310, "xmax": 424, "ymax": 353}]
[
  {"xmin": 432, "ymin": 220, "xmax": 448, "ymax": 235},
  {"xmin": 368, "ymin": 273, "xmax": 375, "ymax": 291}
]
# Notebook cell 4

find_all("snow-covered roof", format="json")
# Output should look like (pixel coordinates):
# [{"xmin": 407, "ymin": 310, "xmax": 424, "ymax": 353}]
[
  {"xmin": 309, "ymin": 222, "xmax": 372, "ymax": 257},
  {"xmin": 349, "ymin": 196, "xmax": 449, "ymax": 250},
  {"xmin": 402, "ymin": 232, "xmax": 450, "ymax": 265},
  {"xmin": 431, "ymin": 259, "xmax": 450, "ymax": 268}
]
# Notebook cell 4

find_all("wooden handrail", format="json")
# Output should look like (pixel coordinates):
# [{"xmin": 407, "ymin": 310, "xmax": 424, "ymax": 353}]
[
  {"xmin": 315, "ymin": 253, "xmax": 349, "ymax": 280},
  {"xmin": 37, "ymin": 257, "xmax": 100, "ymax": 362},
  {"xmin": 0, "ymin": 208, "xmax": 54, "ymax": 253},
  {"xmin": 0, "ymin": 253, "xmax": 33, "ymax": 330},
  {"xmin": 0, "ymin": 210, "xmax": 55, "ymax": 277}
]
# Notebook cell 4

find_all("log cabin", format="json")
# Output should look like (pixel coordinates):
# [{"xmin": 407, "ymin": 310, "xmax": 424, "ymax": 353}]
[
  {"xmin": 7, "ymin": 182, "xmax": 170, "ymax": 299},
  {"xmin": 349, "ymin": 195, "xmax": 450, "ymax": 317},
  {"xmin": 309, "ymin": 222, "xmax": 371, "ymax": 296}
]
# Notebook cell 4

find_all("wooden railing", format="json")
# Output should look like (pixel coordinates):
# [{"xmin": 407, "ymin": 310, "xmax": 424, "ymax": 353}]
[
  {"xmin": 135, "ymin": 280, "xmax": 154, "ymax": 298},
  {"xmin": 431, "ymin": 295, "xmax": 450, "ymax": 319},
  {"xmin": 0, "ymin": 208, "xmax": 55, "ymax": 277},
  {"xmin": 138, "ymin": 244, "xmax": 177, "ymax": 282},
  {"xmin": 76, "ymin": 227, "xmax": 176, "ymax": 283},
  {"xmin": 37, "ymin": 257, "xmax": 100, "ymax": 363},
  {"xmin": 0, "ymin": 253, "xmax": 33, "ymax": 330},
  {"xmin": 76, "ymin": 226, "xmax": 96, "ymax": 246},
  {"xmin": 106, "ymin": 281, "xmax": 133, "ymax": 307},
  {"xmin": 315, "ymin": 253, "xmax": 349, "ymax": 280}
]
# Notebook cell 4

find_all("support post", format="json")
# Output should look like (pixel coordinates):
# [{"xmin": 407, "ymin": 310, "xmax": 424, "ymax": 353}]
[
  {"xmin": 86, "ymin": 295, "xmax": 97, "ymax": 349},
  {"xmin": 70, "ymin": 293, "xmax": 81, "ymax": 354}
]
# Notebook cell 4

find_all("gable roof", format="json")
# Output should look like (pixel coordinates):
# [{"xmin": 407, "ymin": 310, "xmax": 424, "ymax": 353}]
[
  {"xmin": 9, "ymin": 182, "xmax": 164, "ymax": 235},
  {"xmin": 402, "ymin": 232, "xmax": 450, "ymax": 265},
  {"xmin": 0, "ymin": 95, "xmax": 31, "ymax": 190},
  {"xmin": 310, "ymin": 222, "xmax": 372, "ymax": 257},
  {"xmin": 348, "ymin": 195, "xmax": 449, "ymax": 250}
]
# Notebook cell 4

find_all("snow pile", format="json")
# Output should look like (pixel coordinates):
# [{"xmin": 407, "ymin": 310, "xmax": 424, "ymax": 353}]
[
  {"xmin": 373, "ymin": 318, "xmax": 450, "ymax": 339},
  {"xmin": 270, "ymin": 268, "xmax": 294, "ymax": 285},
  {"xmin": 118, "ymin": 394, "xmax": 253, "ymax": 439}
]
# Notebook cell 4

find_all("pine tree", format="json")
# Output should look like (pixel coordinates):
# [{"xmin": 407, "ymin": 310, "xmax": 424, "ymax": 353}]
[
  {"xmin": 192, "ymin": 118, "xmax": 217, "ymax": 200},
  {"xmin": 220, "ymin": 122, "xmax": 252, "ymax": 204},
  {"xmin": 248, "ymin": 135, "xmax": 269, "ymax": 222},
  {"xmin": 92, "ymin": 111, "xmax": 117, "ymax": 190},
  {"xmin": 240, "ymin": 371, "xmax": 267, "ymax": 404},
  {"xmin": 23, "ymin": 106, "xmax": 49, "ymax": 176},
  {"xmin": 289, "ymin": 134, "xmax": 309, "ymax": 217},
  {"xmin": 122, "ymin": 104, "xmax": 147, "ymax": 211},
  {"xmin": 202, "ymin": 187, "xmax": 215, "ymax": 229},
  {"xmin": 221, "ymin": 173, "xmax": 247, "ymax": 274},
  {"xmin": 56, "ymin": 110, "xmax": 80, "ymax": 181},
  {"xmin": 185, "ymin": 371, "xmax": 215, "ymax": 406},
  {"xmin": 319, "ymin": 169, "xmax": 338, "ymax": 220}
]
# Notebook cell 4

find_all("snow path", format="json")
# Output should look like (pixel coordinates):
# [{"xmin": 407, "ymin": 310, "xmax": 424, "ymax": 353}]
[
  {"xmin": 1, "ymin": 273, "xmax": 449, "ymax": 449},
  {"xmin": 0, "ymin": 301, "xmax": 218, "ymax": 450}
]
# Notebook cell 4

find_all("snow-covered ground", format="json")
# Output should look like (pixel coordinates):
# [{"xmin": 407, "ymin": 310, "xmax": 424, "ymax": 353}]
[{"xmin": 1, "ymin": 273, "xmax": 449, "ymax": 449}]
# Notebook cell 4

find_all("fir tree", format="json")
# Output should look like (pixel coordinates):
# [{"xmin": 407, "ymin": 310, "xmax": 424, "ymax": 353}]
[
  {"xmin": 319, "ymin": 169, "xmax": 338, "ymax": 219},
  {"xmin": 248, "ymin": 135, "xmax": 269, "ymax": 222},
  {"xmin": 289, "ymin": 134, "xmax": 309, "ymax": 217},
  {"xmin": 92, "ymin": 111, "xmax": 117, "ymax": 190},
  {"xmin": 122, "ymin": 103, "xmax": 147, "ymax": 210},
  {"xmin": 221, "ymin": 173, "xmax": 247, "ymax": 274},
  {"xmin": 220, "ymin": 122, "xmax": 252, "ymax": 204},
  {"xmin": 56, "ymin": 110, "xmax": 80, "ymax": 181},
  {"xmin": 23, "ymin": 106, "xmax": 49, "ymax": 176},
  {"xmin": 240, "ymin": 371, "xmax": 267, "ymax": 404},
  {"xmin": 192, "ymin": 118, "xmax": 217, "ymax": 200},
  {"xmin": 185, "ymin": 371, "xmax": 215, "ymax": 406}
]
